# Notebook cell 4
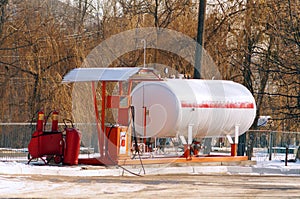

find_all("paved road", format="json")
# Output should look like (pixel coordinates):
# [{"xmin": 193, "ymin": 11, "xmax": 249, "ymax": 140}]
[{"xmin": 1, "ymin": 174, "xmax": 299, "ymax": 198}]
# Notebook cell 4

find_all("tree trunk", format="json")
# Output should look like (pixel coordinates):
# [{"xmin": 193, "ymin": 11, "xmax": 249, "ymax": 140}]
[{"xmin": 0, "ymin": 0, "xmax": 8, "ymax": 36}]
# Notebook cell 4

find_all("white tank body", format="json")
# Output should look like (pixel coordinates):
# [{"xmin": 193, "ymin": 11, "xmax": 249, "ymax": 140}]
[{"xmin": 131, "ymin": 79, "xmax": 256, "ymax": 138}]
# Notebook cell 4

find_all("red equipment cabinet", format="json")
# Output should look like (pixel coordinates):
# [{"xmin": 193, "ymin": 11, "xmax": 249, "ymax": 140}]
[
  {"xmin": 63, "ymin": 120, "xmax": 81, "ymax": 165},
  {"xmin": 104, "ymin": 125, "xmax": 129, "ymax": 164}
]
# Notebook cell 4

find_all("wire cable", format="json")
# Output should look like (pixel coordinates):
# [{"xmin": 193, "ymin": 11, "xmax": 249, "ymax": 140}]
[
  {"xmin": 130, "ymin": 106, "xmax": 145, "ymax": 175},
  {"xmin": 105, "ymin": 118, "xmax": 145, "ymax": 176}
]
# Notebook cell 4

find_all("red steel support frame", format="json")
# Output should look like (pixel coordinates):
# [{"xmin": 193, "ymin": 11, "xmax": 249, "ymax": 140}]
[
  {"xmin": 91, "ymin": 81, "xmax": 106, "ymax": 158},
  {"xmin": 143, "ymin": 107, "xmax": 147, "ymax": 147},
  {"xmin": 101, "ymin": 82, "xmax": 106, "ymax": 157}
]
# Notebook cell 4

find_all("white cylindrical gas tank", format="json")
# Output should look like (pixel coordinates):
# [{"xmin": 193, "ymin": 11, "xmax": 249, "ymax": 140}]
[{"xmin": 131, "ymin": 79, "xmax": 256, "ymax": 138}]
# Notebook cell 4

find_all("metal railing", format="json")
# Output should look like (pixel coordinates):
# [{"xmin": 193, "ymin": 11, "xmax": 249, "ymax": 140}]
[{"xmin": 0, "ymin": 123, "xmax": 299, "ymax": 162}]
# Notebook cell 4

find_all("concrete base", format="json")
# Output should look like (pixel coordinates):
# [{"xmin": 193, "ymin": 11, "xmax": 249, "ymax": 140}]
[{"xmin": 79, "ymin": 155, "xmax": 249, "ymax": 166}]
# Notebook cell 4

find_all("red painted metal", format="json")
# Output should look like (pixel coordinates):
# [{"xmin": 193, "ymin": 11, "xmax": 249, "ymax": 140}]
[
  {"xmin": 231, "ymin": 144, "xmax": 237, "ymax": 156},
  {"xmin": 106, "ymin": 96, "xmax": 120, "ymax": 108},
  {"xmin": 28, "ymin": 131, "xmax": 64, "ymax": 163},
  {"xmin": 143, "ymin": 107, "xmax": 147, "ymax": 147},
  {"xmin": 36, "ymin": 110, "xmax": 44, "ymax": 132},
  {"xmin": 28, "ymin": 110, "xmax": 64, "ymax": 164},
  {"xmin": 51, "ymin": 110, "xmax": 59, "ymax": 132},
  {"xmin": 105, "ymin": 126, "xmax": 119, "ymax": 163},
  {"xmin": 183, "ymin": 144, "xmax": 192, "ymax": 160},
  {"xmin": 63, "ymin": 127, "xmax": 81, "ymax": 165},
  {"xmin": 91, "ymin": 81, "xmax": 103, "ymax": 158},
  {"xmin": 181, "ymin": 102, "xmax": 255, "ymax": 109},
  {"xmin": 101, "ymin": 82, "xmax": 106, "ymax": 157},
  {"xmin": 118, "ymin": 108, "xmax": 129, "ymax": 125}
]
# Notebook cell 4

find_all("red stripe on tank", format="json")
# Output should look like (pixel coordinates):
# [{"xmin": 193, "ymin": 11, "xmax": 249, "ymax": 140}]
[{"xmin": 181, "ymin": 102, "xmax": 255, "ymax": 109}]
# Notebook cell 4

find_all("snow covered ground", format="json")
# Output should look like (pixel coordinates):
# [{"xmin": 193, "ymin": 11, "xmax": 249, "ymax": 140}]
[
  {"xmin": 0, "ymin": 156, "xmax": 300, "ymax": 177},
  {"xmin": 0, "ymin": 160, "xmax": 300, "ymax": 198},
  {"xmin": 1, "ymin": 148, "xmax": 300, "ymax": 198}
]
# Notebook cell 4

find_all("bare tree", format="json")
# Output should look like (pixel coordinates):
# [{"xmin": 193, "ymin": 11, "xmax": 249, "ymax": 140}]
[
  {"xmin": 0, "ymin": 0, "xmax": 8, "ymax": 36},
  {"xmin": 0, "ymin": 1, "xmax": 80, "ymax": 122},
  {"xmin": 204, "ymin": 0, "xmax": 299, "ymax": 155},
  {"xmin": 0, "ymin": 0, "xmax": 298, "ymax": 148}
]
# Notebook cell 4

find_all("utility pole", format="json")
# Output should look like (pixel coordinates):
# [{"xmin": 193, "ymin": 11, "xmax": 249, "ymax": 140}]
[
  {"xmin": 193, "ymin": 0, "xmax": 207, "ymax": 79},
  {"xmin": 194, "ymin": 0, "xmax": 211, "ymax": 155}
]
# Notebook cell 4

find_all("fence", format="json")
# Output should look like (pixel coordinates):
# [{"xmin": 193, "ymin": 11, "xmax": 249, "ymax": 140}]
[
  {"xmin": 0, "ymin": 123, "xmax": 33, "ymax": 162},
  {"xmin": 0, "ymin": 123, "xmax": 299, "ymax": 162},
  {"xmin": 210, "ymin": 130, "xmax": 300, "ymax": 161},
  {"xmin": 245, "ymin": 130, "xmax": 300, "ymax": 162}
]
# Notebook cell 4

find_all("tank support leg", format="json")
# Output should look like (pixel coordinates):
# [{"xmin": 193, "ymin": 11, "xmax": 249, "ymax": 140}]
[
  {"xmin": 188, "ymin": 124, "xmax": 193, "ymax": 145},
  {"xmin": 231, "ymin": 144, "xmax": 237, "ymax": 156},
  {"xmin": 231, "ymin": 125, "xmax": 239, "ymax": 156},
  {"xmin": 184, "ymin": 124, "xmax": 193, "ymax": 159}
]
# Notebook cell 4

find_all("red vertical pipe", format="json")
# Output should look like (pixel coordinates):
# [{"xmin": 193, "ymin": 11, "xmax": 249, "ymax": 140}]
[
  {"xmin": 127, "ymin": 80, "xmax": 132, "ymax": 96},
  {"xmin": 143, "ymin": 107, "xmax": 147, "ymax": 149},
  {"xmin": 92, "ymin": 81, "xmax": 103, "ymax": 157},
  {"xmin": 101, "ymin": 82, "xmax": 106, "ymax": 157}
]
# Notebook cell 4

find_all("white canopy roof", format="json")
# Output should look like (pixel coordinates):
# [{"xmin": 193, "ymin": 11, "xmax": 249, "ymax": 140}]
[{"xmin": 62, "ymin": 67, "xmax": 155, "ymax": 83}]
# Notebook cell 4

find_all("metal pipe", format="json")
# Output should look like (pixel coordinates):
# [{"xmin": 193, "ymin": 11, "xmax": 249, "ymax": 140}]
[
  {"xmin": 269, "ymin": 132, "xmax": 272, "ymax": 161},
  {"xmin": 141, "ymin": 39, "xmax": 146, "ymax": 68},
  {"xmin": 143, "ymin": 106, "xmax": 147, "ymax": 147},
  {"xmin": 188, "ymin": 124, "xmax": 193, "ymax": 145},
  {"xmin": 235, "ymin": 125, "xmax": 239, "ymax": 144},
  {"xmin": 226, "ymin": 135, "xmax": 233, "ymax": 144},
  {"xmin": 100, "ymin": 82, "xmax": 106, "ymax": 157},
  {"xmin": 285, "ymin": 145, "xmax": 288, "ymax": 166},
  {"xmin": 92, "ymin": 82, "xmax": 102, "ymax": 156}
]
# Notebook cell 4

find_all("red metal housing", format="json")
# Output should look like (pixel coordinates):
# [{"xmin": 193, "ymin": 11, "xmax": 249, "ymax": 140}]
[
  {"xmin": 63, "ymin": 127, "xmax": 81, "ymax": 165},
  {"xmin": 28, "ymin": 131, "xmax": 64, "ymax": 163}
]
